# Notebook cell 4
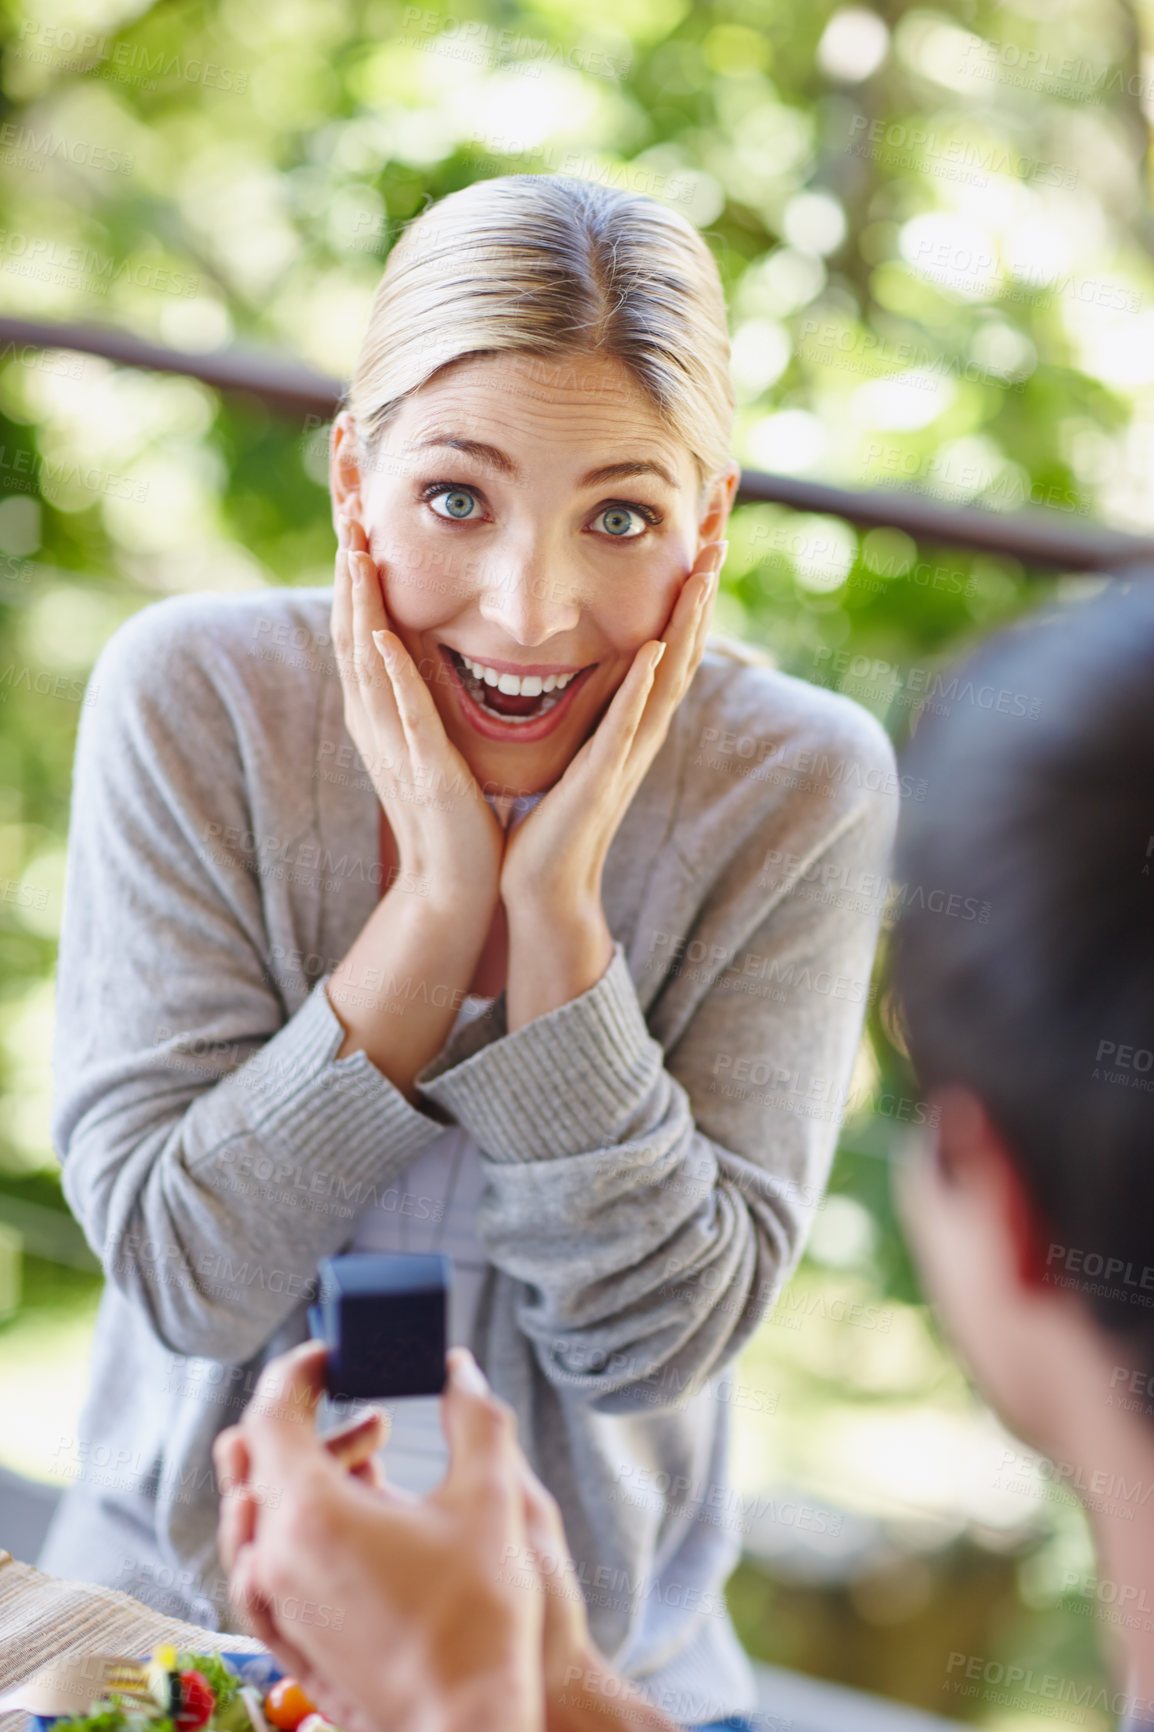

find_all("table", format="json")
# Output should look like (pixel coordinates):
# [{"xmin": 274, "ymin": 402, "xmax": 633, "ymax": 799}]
[{"xmin": 0, "ymin": 1549, "xmax": 267, "ymax": 1732}]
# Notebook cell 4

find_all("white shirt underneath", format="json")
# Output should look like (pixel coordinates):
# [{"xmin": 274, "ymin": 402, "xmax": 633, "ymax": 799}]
[
  {"xmin": 344, "ymin": 788, "xmax": 545, "ymax": 1494},
  {"xmin": 345, "ymin": 992, "xmax": 495, "ymax": 1494}
]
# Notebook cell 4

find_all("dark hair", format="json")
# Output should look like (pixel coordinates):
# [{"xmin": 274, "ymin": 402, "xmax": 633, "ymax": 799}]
[{"xmin": 891, "ymin": 577, "xmax": 1154, "ymax": 1375}]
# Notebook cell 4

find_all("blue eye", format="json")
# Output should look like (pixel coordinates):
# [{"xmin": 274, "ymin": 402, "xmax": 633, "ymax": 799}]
[
  {"xmin": 429, "ymin": 488, "xmax": 479, "ymax": 520},
  {"xmin": 595, "ymin": 505, "xmax": 646, "ymax": 538}
]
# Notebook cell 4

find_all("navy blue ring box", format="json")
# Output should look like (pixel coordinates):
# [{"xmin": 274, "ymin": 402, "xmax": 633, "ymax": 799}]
[{"xmin": 307, "ymin": 1251, "xmax": 451, "ymax": 1400}]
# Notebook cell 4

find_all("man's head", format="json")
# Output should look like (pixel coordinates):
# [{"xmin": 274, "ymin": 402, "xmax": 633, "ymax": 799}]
[{"xmin": 891, "ymin": 578, "xmax": 1154, "ymax": 1455}]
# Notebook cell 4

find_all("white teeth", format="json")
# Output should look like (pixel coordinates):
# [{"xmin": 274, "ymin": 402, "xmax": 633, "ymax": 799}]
[{"xmin": 456, "ymin": 654, "xmax": 577, "ymax": 695}]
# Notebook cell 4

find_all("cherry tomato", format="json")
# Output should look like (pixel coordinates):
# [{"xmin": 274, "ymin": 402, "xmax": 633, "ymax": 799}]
[
  {"xmin": 175, "ymin": 1671, "xmax": 216, "ymax": 1731},
  {"xmin": 264, "ymin": 1679, "xmax": 319, "ymax": 1732}
]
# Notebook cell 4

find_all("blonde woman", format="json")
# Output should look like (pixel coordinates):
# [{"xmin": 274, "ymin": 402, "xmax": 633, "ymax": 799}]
[{"xmin": 44, "ymin": 176, "xmax": 899, "ymax": 1731}]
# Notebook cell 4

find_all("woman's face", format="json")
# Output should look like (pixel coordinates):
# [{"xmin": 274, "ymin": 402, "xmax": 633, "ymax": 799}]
[{"xmin": 331, "ymin": 351, "xmax": 736, "ymax": 798}]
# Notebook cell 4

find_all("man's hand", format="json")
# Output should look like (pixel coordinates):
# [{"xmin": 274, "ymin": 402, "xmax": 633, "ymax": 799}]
[
  {"xmin": 500, "ymin": 1437, "xmax": 680, "ymax": 1732},
  {"xmin": 215, "ymin": 1344, "xmax": 678, "ymax": 1732},
  {"xmin": 214, "ymin": 1344, "xmax": 544, "ymax": 1732}
]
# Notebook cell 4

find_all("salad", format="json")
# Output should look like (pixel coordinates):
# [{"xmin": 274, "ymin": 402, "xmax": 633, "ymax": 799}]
[{"xmin": 44, "ymin": 1649, "xmax": 342, "ymax": 1732}]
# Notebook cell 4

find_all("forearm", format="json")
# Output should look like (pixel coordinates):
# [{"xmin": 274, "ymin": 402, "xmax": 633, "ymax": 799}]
[
  {"xmin": 61, "ymin": 977, "xmax": 449, "ymax": 1361},
  {"xmin": 505, "ymin": 899, "xmax": 615, "ymax": 1033},
  {"xmin": 327, "ymin": 883, "xmax": 492, "ymax": 1103}
]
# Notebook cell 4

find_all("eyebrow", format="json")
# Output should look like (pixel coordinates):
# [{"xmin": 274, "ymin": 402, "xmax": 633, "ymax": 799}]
[{"xmin": 403, "ymin": 436, "xmax": 679, "ymax": 491}]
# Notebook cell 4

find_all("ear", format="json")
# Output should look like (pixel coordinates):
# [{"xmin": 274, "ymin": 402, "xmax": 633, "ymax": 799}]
[
  {"xmin": 330, "ymin": 410, "xmax": 364, "ymax": 532},
  {"xmin": 934, "ymin": 1085, "xmax": 1053, "ymax": 1292},
  {"xmin": 697, "ymin": 459, "xmax": 741, "ymax": 552}
]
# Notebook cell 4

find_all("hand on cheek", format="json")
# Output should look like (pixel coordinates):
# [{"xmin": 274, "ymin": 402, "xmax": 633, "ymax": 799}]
[{"xmin": 499, "ymin": 538, "xmax": 726, "ymax": 917}]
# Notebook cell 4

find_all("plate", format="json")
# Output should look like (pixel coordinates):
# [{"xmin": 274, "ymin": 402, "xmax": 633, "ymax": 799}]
[{"xmin": 27, "ymin": 1653, "xmax": 285, "ymax": 1732}]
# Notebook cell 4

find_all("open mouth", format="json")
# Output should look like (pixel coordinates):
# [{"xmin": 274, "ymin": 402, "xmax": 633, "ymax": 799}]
[{"xmin": 441, "ymin": 645, "xmax": 595, "ymax": 727}]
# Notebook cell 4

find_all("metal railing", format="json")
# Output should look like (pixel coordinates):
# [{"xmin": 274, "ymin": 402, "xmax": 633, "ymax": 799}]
[{"xmin": 5, "ymin": 315, "xmax": 1154, "ymax": 573}]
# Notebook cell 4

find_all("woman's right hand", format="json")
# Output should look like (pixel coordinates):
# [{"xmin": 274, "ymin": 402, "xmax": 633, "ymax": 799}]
[{"xmin": 331, "ymin": 513, "xmax": 505, "ymax": 913}]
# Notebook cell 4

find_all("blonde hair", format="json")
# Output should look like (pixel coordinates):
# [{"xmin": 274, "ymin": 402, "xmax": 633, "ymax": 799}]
[{"xmin": 347, "ymin": 175, "xmax": 735, "ymax": 493}]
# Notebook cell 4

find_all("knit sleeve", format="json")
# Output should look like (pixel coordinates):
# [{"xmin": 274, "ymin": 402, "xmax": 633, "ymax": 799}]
[{"xmin": 53, "ymin": 598, "xmax": 445, "ymax": 1362}]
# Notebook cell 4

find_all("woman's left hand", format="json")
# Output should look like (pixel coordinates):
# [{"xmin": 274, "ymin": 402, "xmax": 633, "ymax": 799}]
[{"xmin": 499, "ymin": 539, "xmax": 728, "ymax": 926}]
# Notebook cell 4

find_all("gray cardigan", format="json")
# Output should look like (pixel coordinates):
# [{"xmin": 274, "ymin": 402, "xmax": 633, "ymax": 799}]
[{"xmin": 40, "ymin": 586, "xmax": 899, "ymax": 1726}]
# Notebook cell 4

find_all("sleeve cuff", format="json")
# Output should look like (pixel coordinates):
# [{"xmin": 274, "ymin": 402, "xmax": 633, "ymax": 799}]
[
  {"xmin": 412, "ymin": 941, "xmax": 664, "ymax": 1163},
  {"xmin": 188, "ymin": 974, "xmax": 448, "ymax": 1178}
]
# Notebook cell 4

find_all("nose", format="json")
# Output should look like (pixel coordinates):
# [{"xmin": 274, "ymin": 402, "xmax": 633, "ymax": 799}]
[{"xmin": 477, "ymin": 547, "xmax": 582, "ymax": 646}]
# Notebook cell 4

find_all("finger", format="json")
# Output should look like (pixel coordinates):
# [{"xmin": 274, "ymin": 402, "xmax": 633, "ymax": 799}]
[
  {"xmin": 349, "ymin": 553, "xmax": 409, "ymax": 789},
  {"xmin": 218, "ymin": 1482, "xmax": 259, "ymax": 1577},
  {"xmin": 518, "ymin": 1473, "xmax": 579, "ymax": 1609},
  {"xmin": 372, "ymin": 623, "xmax": 461, "ymax": 784},
  {"xmin": 662, "ymin": 539, "xmax": 725, "ymax": 688},
  {"xmin": 579, "ymin": 636, "xmax": 665, "ymax": 784},
  {"xmin": 348, "ymin": 1456, "xmax": 384, "ymax": 1489},
  {"xmin": 243, "ymin": 1343, "xmax": 330, "ymax": 1478},
  {"xmin": 684, "ymin": 540, "xmax": 726, "ymax": 676},
  {"xmin": 231, "ymin": 1543, "xmax": 313, "ymax": 1678},
  {"xmin": 606, "ymin": 540, "xmax": 726, "ymax": 759},
  {"xmin": 348, "ymin": 1457, "xmax": 421, "ymax": 1504},
  {"xmin": 331, "ymin": 539, "xmax": 352, "ymax": 667},
  {"xmin": 628, "ymin": 541, "xmax": 726, "ymax": 763},
  {"xmin": 212, "ymin": 1426, "xmax": 250, "ymax": 1496},
  {"xmin": 323, "ymin": 1407, "xmax": 390, "ymax": 1471},
  {"xmin": 438, "ymin": 1350, "xmax": 524, "ymax": 1544},
  {"xmin": 350, "ymin": 549, "xmax": 392, "ymax": 697}
]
